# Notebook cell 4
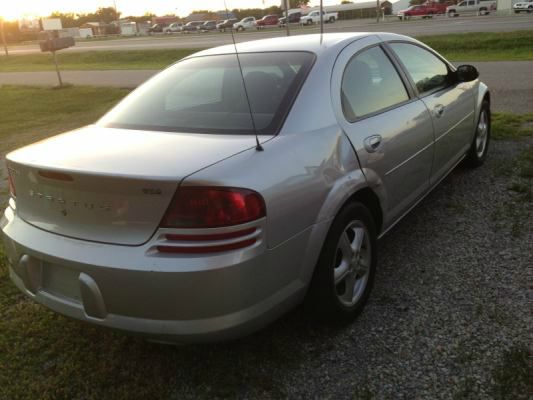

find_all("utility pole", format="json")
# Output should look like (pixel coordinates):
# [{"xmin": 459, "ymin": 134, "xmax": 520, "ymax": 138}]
[
  {"xmin": 320, "ymin": 0, "xmax": 324, "ymax": 36},
  {"xmin": 376, "ymin": 0, "xmax": 381, "ymax": 22},
  {"xmin": 113, "ymin": 0, "xmax": 119, "ymax": 21},
  {"xmin": 284, "ymin": 0, "xmax": 290, "ymax": 36},
  {"xmin": 0, "ymin": 18, "xmax": 8, "ymax": 56}
]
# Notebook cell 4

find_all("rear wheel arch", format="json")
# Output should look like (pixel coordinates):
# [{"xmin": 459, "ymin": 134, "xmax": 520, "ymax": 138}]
[
  {"xmin": 344, "ymin": 187, "xmax": 384, "ymax": 234},
  {"xmin": 483, "ymin": 91, "xmax": 491, "ymax": 106},
  {"xmin": 299, "ymin": 185, "xmax": 384, "ymax": 287}
]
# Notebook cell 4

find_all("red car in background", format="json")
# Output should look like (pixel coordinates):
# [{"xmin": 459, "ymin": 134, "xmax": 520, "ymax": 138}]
[
  {"xmin": 397, "ymin": 2, "xmax": 448, "ymax": 19},
  {"xmin": 256, "ymin": 15, "xmax": 279, "ymax": 28}
]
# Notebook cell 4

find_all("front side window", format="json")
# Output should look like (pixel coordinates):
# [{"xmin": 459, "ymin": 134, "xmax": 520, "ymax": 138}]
[
  {"xmin": 341, "ymin": 46, "xmax": 409, "ymax": 121},
  {"xmin": 389, "ymin": 43, "xmax": 451, "ymax": 96},
  {"xmin": 99, "ymin": 52, "xmax": 315, "ymax": 135}
]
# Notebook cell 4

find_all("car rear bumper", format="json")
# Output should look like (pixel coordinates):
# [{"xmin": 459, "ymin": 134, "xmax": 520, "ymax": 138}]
[{"xmin": 1, "ymin": 204, "xmax": 311, "ymax": 343}]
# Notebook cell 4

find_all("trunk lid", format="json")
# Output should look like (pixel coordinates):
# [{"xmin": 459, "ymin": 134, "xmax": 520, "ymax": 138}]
[{"xmin": 7, "ymin": 125, "xmax": 258, "ymax": 245}]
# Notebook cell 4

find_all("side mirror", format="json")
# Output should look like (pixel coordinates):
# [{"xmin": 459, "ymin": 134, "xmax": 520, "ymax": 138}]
[{"xmin": 456, "ymin": 64, "xmax": 479, "ymax": 82}]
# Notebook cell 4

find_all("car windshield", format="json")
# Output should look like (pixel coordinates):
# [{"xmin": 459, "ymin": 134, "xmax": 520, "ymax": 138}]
[{"xmin": 99, "ymin": 52, "xmax": 315, "ymax": 135}]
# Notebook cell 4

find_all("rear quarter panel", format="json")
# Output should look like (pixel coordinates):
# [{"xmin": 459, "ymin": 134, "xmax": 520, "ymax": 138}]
[{"xmin": 181, "ymin": 48, "xmax": 372, "ymax": 284}]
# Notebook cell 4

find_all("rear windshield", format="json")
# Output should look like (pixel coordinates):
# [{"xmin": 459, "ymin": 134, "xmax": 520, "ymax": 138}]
[{"xmin": 99, "ymin": 52, "xmax": 315, "ymax": 135}]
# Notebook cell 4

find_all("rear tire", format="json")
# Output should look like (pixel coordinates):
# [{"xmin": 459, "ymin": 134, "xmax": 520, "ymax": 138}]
[
  {"xmin": 305, "ymin": 202, "xmax": 377, "ymax": 323},
  {"xmin": 465, "ymin": 100, "xmax": 490, "ymax": 167}
]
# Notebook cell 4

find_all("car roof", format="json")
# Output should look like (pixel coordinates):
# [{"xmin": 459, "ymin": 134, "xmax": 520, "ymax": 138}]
[{"xmin": 188, "ymin": 32, "xmax": 412, "ymax": 59}]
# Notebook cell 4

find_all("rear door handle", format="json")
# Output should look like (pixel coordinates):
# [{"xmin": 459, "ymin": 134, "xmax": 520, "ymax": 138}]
[
  {"xmin": 364, "ymin": 135, "xmax": 382, "ymax": 153},
  {"xmin": 434, "ymin": 104, "xmax": 445, "ymax": 118}
]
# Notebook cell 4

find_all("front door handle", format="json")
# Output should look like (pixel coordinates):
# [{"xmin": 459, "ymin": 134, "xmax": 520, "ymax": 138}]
[
  {"xmin": 364, "ymin": 135, "xmax": 382, "ymax": 153},
  {"xmin": 434, "ymin": 104, "xmax": 445, "ymax": 118}
]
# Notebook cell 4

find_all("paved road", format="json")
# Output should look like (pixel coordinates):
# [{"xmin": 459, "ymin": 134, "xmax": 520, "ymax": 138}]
[
  {"xmin": 0, "ymin": 61, "xmax": 531, "ymax": 113},
  {"xmin": 0, "ymin": 70, "xmax": 156, "ymax": 88},
  {"xmin": 5, "ymin": 14, "xmax": 533, "ymax": 55}
]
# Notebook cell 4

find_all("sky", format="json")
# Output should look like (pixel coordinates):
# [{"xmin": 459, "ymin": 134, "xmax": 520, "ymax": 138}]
[{"xmin": 1, "ymin": 0, "xmax": 342, "ymax": 20}]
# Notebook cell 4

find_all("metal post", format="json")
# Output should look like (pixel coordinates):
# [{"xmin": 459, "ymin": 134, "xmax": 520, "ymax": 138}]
[
  {"xmin": 0, "ymin": 18, "xmax": 8, "ymax": 56},
  {"xmin": 376, "ymin": 0, "xmax": 381, "ymax": 22},
  {"xmin": 52, "ymin": 51, "xmax": 63, "ymax": 86},
  {"xmin": 284, "ymin": 0, "xmax": 290, "ymax": 36},
  {"xmin": 320, "ymin": 0, "xmax": 324, "ymax": 35}
]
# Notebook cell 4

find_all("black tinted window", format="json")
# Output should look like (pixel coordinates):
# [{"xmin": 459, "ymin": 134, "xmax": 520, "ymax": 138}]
[
  {"xmin": 341, "ymin": 46, "xmax": 409, "ymax": 120},
  {"xmin": 99, "ymin": 52, "xmax": 314, "ymax": 135},
  {"xmin": 390, "ymin": 43, "xmax": 451, "ymax": 95}
]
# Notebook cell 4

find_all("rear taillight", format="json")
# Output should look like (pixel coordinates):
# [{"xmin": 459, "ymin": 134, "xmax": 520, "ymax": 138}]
[
  {"xmin": 160, "ymin": 187, "xmax": 266, "ymax": 229},
  {"xmin": 7, "ymin": 171, "xmax": 16, "ymax": 198}
]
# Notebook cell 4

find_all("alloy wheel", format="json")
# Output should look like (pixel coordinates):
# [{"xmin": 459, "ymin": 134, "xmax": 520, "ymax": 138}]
[
  {"xmin": 333, "ymin": 220, "xmax": 371, "ymax": 307},
  {"xmin": 476, "ymin": 110, "xmax": 489, "ymax": 158}
]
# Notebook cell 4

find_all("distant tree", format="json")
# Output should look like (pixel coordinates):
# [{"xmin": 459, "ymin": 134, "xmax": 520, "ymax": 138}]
[
  {"xmin": 341, "ymin": 1, "xmax": 354, "ymax": 3},
  {"xmin": 93, "ymin": 7, "xmax": 121, "ymax": 23},
  {"xmin": 2, "ymin": 20, "xmax": 22, "ymax": 42},
  {"xmin": 125, "ymin": 13, "xmax": 156, "ymax": 23},
  {"xmin": 231, "ymin": 6, "xmax": 282, "ymax": 20},
  {"xmin": 289, "ymin": 0, "xmax": 310, "ymax": 8},
  {"xmin": 49, "ymin": 12, "xmax": 79, "ymax": 28}
]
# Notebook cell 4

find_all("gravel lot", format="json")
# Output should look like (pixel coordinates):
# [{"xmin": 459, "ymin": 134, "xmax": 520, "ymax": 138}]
[
  {"xmin": 140, "ymin": 138, "xmax": 530, "ymax": 399},
  {"xmin": 2, "ymin": 137, "xmax": 530, "ymax": 399}
]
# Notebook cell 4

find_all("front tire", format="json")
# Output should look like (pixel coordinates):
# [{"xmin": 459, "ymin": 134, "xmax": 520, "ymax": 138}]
[
  {"xmin": 306, "ymin": 202, "xmax": 377, "ymax": 323},
  {"xmin": 465, "ymin": 100, "xmax": 490, "ymax": 167}
]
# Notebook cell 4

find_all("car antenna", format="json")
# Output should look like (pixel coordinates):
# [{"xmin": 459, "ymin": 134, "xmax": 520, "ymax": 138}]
[{"xmin": 223, "ymin": 0, "xmax": 264, "ymax": 152}]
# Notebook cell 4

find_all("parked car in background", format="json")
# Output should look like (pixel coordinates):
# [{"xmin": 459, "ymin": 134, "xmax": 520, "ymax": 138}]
[
  {"xmin": 234, "ymin": 16, "xmax": 257, "ymax": 31},
  {"xmin": 182, "ymin": 21, "xmax": 204, "ymax": 32},
  {"xmin": 148, "ymin": 23, "xmax": 167, "ymax": 33},
  {"xmin": 513, "ymin": 0, "xmax": 533, "ymax": 12},
  {"xmin": 217, "ymin": 18, "xmax": 239, "ymax": 31},
  {"xmin": 279, "ymin": 11, "xmax": 302, "ymax": 26},
  {"xmin": 256, "ymin": 15, "xmax": 279, "ymax": 29},
  {"xmin": 2, "ymin": 33, "xmax": 491, "ymax": 343},
  {"xmin": 300, "ymin": 10, "xmax": 338, "ymax": 25},
  {"xmin": 199, "ymin": 20, "xmax": 218, "ymax": 31},
  {"xmin": 446, "ymin": 0, "xmax": 497, "ymax": 16},
  {"xmin": 397, "ymin": 3, "xmax": 448, "ymax": 19},
  {"xmin": 164, "ymin": 23, "xmax": 183, "ymax": 33}
]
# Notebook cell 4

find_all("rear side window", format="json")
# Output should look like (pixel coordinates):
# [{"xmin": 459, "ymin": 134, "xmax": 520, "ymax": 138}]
[
  {"xmin": 389, "ymin": 43, "xmax": 451, "ymax": 96},
  {"xmin": 99, "ymin": 52, "xmax": 315, "ymax": 135},
  {"xmin": 341, "ymin": 46, "xmax": 409, "ymax": 121}
]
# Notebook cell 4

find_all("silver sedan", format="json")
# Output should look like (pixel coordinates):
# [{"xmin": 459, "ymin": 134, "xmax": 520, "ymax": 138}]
[{"xmin": 1, "ymin": 32, "xmax": 490, "ymax": 343}]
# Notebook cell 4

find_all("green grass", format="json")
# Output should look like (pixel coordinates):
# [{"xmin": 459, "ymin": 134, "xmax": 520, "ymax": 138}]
[
  {"xmin": 491, "ymin": 112, "xmax": 533, "ymax": 140},
  {"xmin": 507, "ymin": 145, "xmax": 533, "ymax": 203},
  {"xmin": 417, "ymin": 30, "xmax": 533, "ymax": 61},
  {"xmin": 0, "ymin": 48, "xmax": 199, "ymax": 72},
  {"xmin": 490, "ymin": 345, "xmax": 533, "ymax": 400},
  {"xmin": 0, "ymin": 85, "xmax": 129, "ymax": 148},
  {"xmin": 0, "ymin": 30, "xmax": 531, "ymax": 73}
]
